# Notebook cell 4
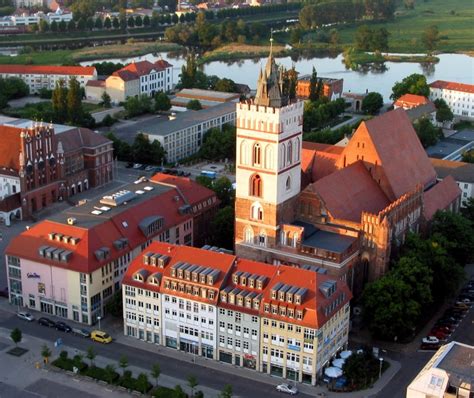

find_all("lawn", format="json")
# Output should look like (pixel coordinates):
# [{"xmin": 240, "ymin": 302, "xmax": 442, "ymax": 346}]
[
  {"xmin": 334, "ymin": 0, "xmax": 474, "ymax": 53},
  {"xmin": 0, "ymin": 41, "xmax": 182, "ymax": 66}
]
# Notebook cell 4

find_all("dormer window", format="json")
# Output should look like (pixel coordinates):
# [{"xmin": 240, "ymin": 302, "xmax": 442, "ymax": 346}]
[
  {"xmin": 229, "ymin": 293, "xmax": 235, "ymax": 304},
  {"xmin": 253, "ymin": 299, "xmax": 259, "ymax": 310},
  {"xmin": 296, "ymin": 310, "xmax": 303, "ymax": 320},
  {"xmin": 207, "ymin": 276, "xmax": 214, "ymax": 285},
  {"xmin": 221, "ymin": 292, "xmax": 227, "ymax": 302},
  {"xmin": 271, "ymin": 290, "xmax": 277, "ymax": 300},
  {"xmin": 288, "ymin": 308, "xmax": 294, "ymax": 318},
  {"xmin": 241, "ymin": 276, "xmax": 247, "ymax": 286},
  {"xmin": 271, "ymin": 304, "xmax": 278, "ymax": 314},
  {"xmin": 249, "ymin": 278, "xmax": 255, "ymax": 288},
  {"xmin": 232, "ymin": 274, "xmax": 238, "ymax": 284},
  {"xmin": 238, "ymin": 296, "xmax": 244, "ymax": 306},
  {"xmin": 257, "ymin": 280, "xmax": 263, "ymax": 290},
  {"xmin": 287, "ymin": 294, "xmax": 293, "ymax": 303},
  {"xmin": 264, "ymin": 303, "xmax": 270, "ymax": 313},
  {"xmin": 245, "ymin": 297, "xmax": 252, "ymax": 308},
  {"xmin": 295, "ymin": 294, "xmax": 301, "ymax": 305},
  {"xmin": 278, "ymin": 291, "xmax": 285, "ymax": 301}
]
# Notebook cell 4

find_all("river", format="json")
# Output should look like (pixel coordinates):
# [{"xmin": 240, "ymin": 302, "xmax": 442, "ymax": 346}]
[{"xmin": 81, "ymin": 52, "xmax": 474, "ymax": 101}]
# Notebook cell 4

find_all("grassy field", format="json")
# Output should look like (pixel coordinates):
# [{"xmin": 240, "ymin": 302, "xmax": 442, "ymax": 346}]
[
  {"xmin": 0, "ymin": 41, "xmax": 182, "ymax": 65},
  {"xmin": 334, "ymin": 0, "xmax": 474, "ymax": 53}
]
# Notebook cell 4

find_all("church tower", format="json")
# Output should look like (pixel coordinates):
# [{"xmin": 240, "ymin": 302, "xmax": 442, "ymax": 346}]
[{"xmin": 234, "ymin": 48, "xmax": 304, "ymax": 261}]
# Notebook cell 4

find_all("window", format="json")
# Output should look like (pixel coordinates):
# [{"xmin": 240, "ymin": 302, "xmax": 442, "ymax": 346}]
[
  {"xmin": 286, "ymin": 176, "xmax": 291, "ymax": 191},
  {"xmin": 251, "ymin": 203, "xmax": 263, "ymax": 220},
  {"xmin": 253, "ymin": 143, "xmax": 261, "ymax": 166},
  {"xmin": 244, "ymin": 227, "xmax": 254, "ymax": 243},
  {"xmin": 250, "ymin": 174, "xmax": 262, "ymax": 197},
  {"xmin": 287, "ymin": 141, "xmax": 292, "ymax": 165}
]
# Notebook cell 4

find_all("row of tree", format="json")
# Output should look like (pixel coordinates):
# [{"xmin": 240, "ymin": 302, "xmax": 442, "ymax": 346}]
[
  {"xmin": 106, "ymin": 132, "xmax": 166, "ymax": 165},
  {"xmin": 299, "ymin": 0, "xmax": 396, "ymax": 30},
  {"xmin": 303, "ymin": 98, "xmax": 347, "ymax": 132},
  {"xmin": 355, "ymin": 25, "xmax": 390, "ymax": 52},
  {"xmin": 362, "ymin": 209, "xmax": 474, "ymax": 340}
]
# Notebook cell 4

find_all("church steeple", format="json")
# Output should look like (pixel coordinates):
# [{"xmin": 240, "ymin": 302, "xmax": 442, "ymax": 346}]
[{"xmin": 255, "ymin": 35, "xmax": 287, "ymax": 108}]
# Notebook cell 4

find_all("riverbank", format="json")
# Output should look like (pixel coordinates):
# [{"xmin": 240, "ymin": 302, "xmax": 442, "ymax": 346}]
[
  {"xmin": 342, "ymin": 49, "xmax": 439, "ymax": 69},
  {"xmin": 0, "ymin": 41, "xmax": 182, "ymax": 65},
  {"xmin": 198, "ymin": 43, "xmax": 289, "ymax": 64}
]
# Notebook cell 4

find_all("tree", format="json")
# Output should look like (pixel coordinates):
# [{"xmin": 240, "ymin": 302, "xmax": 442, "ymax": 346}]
[
  {"xmin": 67, "ymin": 19, "xmax": 76, "ymax": 32},
  {"xmin": 41, "ymin": 344, "xmax": 52, "ymax": 364},
  {"xmin": 112, "ymin": 17, "xmax": 120, "ymax": 29},
  {"xmin": 77, "ymin": 18, "xmax": 86, "ymax": 31},
  {"xmin": 172, "ymin": 13, "xmax": 179, "ymax": 24},
  {"xmin": 118, "ymin": 355, "xmax": 128, "ymax": 376},
  {"xmin": 0, "ymin": 76, "xmax": 29, "ymax": 100},
  {"xmin": 128, "ymin": 16, "xmax": 135, "ymax": 28},
  {"xmin": 151, "ymin": 363, "xmax": 161, "ymax": 386},
  {"xmin": 131, "ymin": 133, "xmax": 166, "ymax": 165},
  {"xmin": 462, "ymin": 150, "xmax": 474, "ymax": 164},
  {"xmin": 393, "ymin": 256, "xmax": 433, "ymax": 307},
  {"xmin": 212, "ymin": 177, "xmax": 234, "ymax": 207},
  {"xmin": 106, "ymin": 133, "xmax": 132, "ymax": 161},
  {"xmin": 462, "ymin": 198, "xmax": 474, "ymax": 223},
  {"xmin": 174, "ymin": 385, "xmax": 187, "ymax": 398},
  {"xmin": 104, "ymin": 17, "xmax": 112, "ymax": 29},
  {"xmin": 434, "ymin": 99, "xmax": 453, "ymax": 124},
  {"xmin": 214, "ymin": 78, "xmax": 237, "ymax": 93},
  {"xmin": 124, "ymin": 95, "xmax": 152, "ymax": 118},
  {"xmin": 413, "ymin": 118, "xmax": 442, "ymax": 148},
  {"xmin": 371, "ymin": 27, "xmax": 389, "ymax": 52},
  {"xmin": 50, "ymin": 20, "xmax": 58, "ymax": 32},
  {"xmin": 355, "ymin": 25, "xmax": 372, "ymax": 51},
  {"xmin": 187, "ymin": 99, "xmax": 202, "ymax": 111},
  {"xmin": 391, "ymin": 73, "xmax": 430, "ymax": 100},
  {"xmin": 210, "ymin": 206, "xmax": 234, "ymax": 249},
  {"xmin": 104, "ymin": 364, "xmax": 117, "ymax": 384},
  {"xmin": 100, "ymin": 92, "xmax": 112, "ymax": 108},
  {"xmin": 219, "ymin": 384, "xmax": 233, "ymax": 398},
  {"xmin": 137, "ymin": 373, "xmax": 149, "ymax": 394},
  {"xmin": 39, "ymin": 19, "xmax": 49, "ymax": 32},
  {"xmin": 180, "ymin": 52, "xmax": 198, "ymax": 88},
  {"xmin": 86, "ymin": 346, "xmax": 96, "ymax": 367},
  {"xmin": 154, "ymin": 92, "xmax": 171, "ymax": 112},
  {"xmin": 135, "ymin": 15, "xmax": 143, "ymax": 27},
  {"xmin": 361, "ymin": 92, "xmax": 383, "ymax": 114},
  {"xmin": 199, "ymin": 125, "xmax": 235, "ymax": 161},
  {"xmin": 67, "ymin": 77, "xmax": 83, "ymax": 125},
  {"xmin": 10, "ymin": 328, "xmax": 21, "ymax": 346},
  {"xmin": 308, "ymin": 67, "xmax": 319, "ymax": 102},
  {"xmin": 94, "ymin": 17, "xmax": 103, "ymax": 30},
  {"xmin": 52, "ymin": 79, "xmax": 68, "ymax": 123},
  {"xmin": 86, "ymin": 17, "xmax": 94, "ymax": 31},
  {"xmin": 143, "ymin": 15, "xmax": 150, "ymax": 27},
  {"xmin": 188, "ymin": 375, "xmax": 198, "ymax": 397},
  {"xmin": 422, "ymin": 24, "xmax": 439, "ymax": 53}
]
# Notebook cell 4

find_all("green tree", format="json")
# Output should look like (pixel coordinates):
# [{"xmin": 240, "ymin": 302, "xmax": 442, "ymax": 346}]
[
  {"xmin": 462, "ymin": 198, "xmax": 474, "ymax": 222},
  {"xmin": 187, "ymin": 99, "xmax": 202, "ymax": 111},
  {"xmin": 105, "ymin": 132, "xmax": 132, "ymax": 161},
  {"xmin": 361, "ymin": 92, "xmax": 383, "ymax": 114},
  {"xmin": 137, "ymin": 373, "xmax": 149, "ymax": 394},
  {"xmin": 77, "ymin": 18, "xmax": 86, "ymax": 31},
  {"xmin": 95, "ymin": 17, "xmax": 103, "ymax": 30},
  {"xmin": 128, "ymin": 16, "xmax": 135, "ymax": 28},
  {"xmin": 50, "ymin": 20, "xmax": 58, "ymax": 32},
  {"xmin": 104, "ymin": 17, "xmax": 112, "ymax": 29},
  {"xmin": 151, "ymin": 363, "xmax": 161, "ymax": 386},
  {"xmin": 41, "ymin": 344, "xmax": 52, "ymax": 364},
  {"xmin": 195, "ymin": 176, "xmax": 213, "ymax": 190},
  {"xmin": 212, "ymin": 176, "xmax": 234, "ymax": 207},
  {"xmin": 86, "ymin": 347, "xmax": 96, "ymax": 367},
  {"xmin": 132, "ymin": 133, "xmax": 166, "ymax": 164},
  {"xmin": 52, "ymin": 79, "xmax": 68, "ymax": 123},
  {"xmin": 371, "ymin": 27, "xmax": 389, "ymax": 52},
  {"xmin": 0, "ymin": 76, "xmax": 29, "ymax": 99},
  {"xmin": 462, "ymin": 150, "xmax": 474, "ymax": 164},
  {"xmin": 135, "ymin": 15, "xmax": 143, "ymax": 27},
  {"xmin": 67, "ymin": 19, "xmax": 76, "ymax": 31},
  {"xmin": 100, "ymin": 92, "xmax": 112, "ymax": 108},
  {"xmin": 174, "ymin": 385, "xmax": 187, "ymax": 398},
  {"xmin": 219, "ymin": 384, "xmax": 233, "ymax": 398},
  {"xmin": 39, "ymin": 19, "xmax": 49, "ymax": 32},
  {"xmin": 393, "ymin": 256, "xmax": 433, "ymax": 306},
  {"xmin": 214, "ymin": 78, "xmax": 237, "ymax": 93},
  {"xmin": 355, "ymin": 25, "xmax": 372, "ymax": 51},
  {"xmin": 430, "ymin": 211, "xmax": 474, "ymax": 265},
  {"xmin": 434, "ymin": 99, "xmax": 453, "ymax": 124},
  {"xmin": 86, "ymin": 17, "xmax": 94, "ymax": 31},
  {"xmin": 390, "ymin": 73, "xmax": 429, "ymax": 100},
  {"xmin": 143, "ymin": 15, "xmax": 150, "ymax": 26},
  {"xmin": 422, "ymin": 24, "xmax": 439, "ymax": 53},
  {"xmin": 104, "ymin": 364, "xmax": 117, "ymax": 384},
  {"xmin": 308, "ymin": 66, "xmax": 319, "ymax": 102},
  {"xmin": 10, "ymin": 328, "xmax": 22, "ymax": 346},
  {"xmin": 154, "ymin": 92, "xmax": 171, "ymax": 112},
  {"xmin": 112, "ymin": 17, "xmax": 120, "ymax": 29},
  {"xmin": 199, "ymin": 125, "xmax": 235, "ymax": 161},
  {"xmin": 413, "ymin": 118, "xmax": 442, "ymax": 148},
  {"xmin": 118, "ymin": 355, "xmax": 128, "ymax": 376},
  {"xmin": 67, "ymin": 77, "xmax": 83, "ymax": 125},
  {"xmin": 188, "ymin": 375, "xmax": 198, "ymax": 397},
  {"xmin": 180, "ymin": 52, "xmax": 198, "ymax": 88},
  {"xmin": 210, "ymin": 206, "xmax": 234, "ymax": 249}
]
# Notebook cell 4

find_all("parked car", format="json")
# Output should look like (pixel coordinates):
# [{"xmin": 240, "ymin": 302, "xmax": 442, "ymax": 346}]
[
  {"xmin": 17, "ymin": 311, "xmax": 34, "ymax": 322},
  {"xmin": 430, "ymin": 331, "xmax": 448, "ymax": 340},
  {"xmin": 0, "ymin": 287, "xmax": 8, "ymax": 298},
  {"xmin": 183, "ymin": 171, "xmax": 191, "ymax": 177},
  {"xmin": 138, "ymin": 164, "xmax": 147, "ymax": 170},
  {"xmin": 55, "ymin": 321, "xmax": 72, "ymax": 332},
  {"xmin": 125, "ymin": 162, "xmax": 134, "ymax": 168},
  {"xmin": 72, "ymin": 327, "xmax": 91, "ymax": 338},
  {"xmin": 276, "ymin": 383, "xmax": 298, "ymax": 395},
  {"xmin": 431, "ymin": 325, "xmax": 453, "ymax": 334},
  {"xmin": 38, "ymin": 317, "xmax": 56, "ymax": 327},
  {"xmin": 132, "ymin": 163, "xmax": 142, "ymax": 169},
  {"xmin": 145, "ymin": 165, "xmax": 155, "ymax": 172},
  {"xmin": 454, "ymin": 302, "xmax": 470, "ymax": 310},
  {"xmin": 422, "ymin": 336, "xmax": 440, "ymax": 345},
  {"xmin": 91, "ymin": 330, "xmax": 112, "ymax": 344}
]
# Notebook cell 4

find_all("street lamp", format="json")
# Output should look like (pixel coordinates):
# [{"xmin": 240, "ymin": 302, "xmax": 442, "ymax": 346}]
[
  {"xmin": 378, "ymin": 357, "xmax": 384, "ymax": 379},
  {"xmin": 97, "ymin": 316, "xmax": 101, "ymax": 330}
]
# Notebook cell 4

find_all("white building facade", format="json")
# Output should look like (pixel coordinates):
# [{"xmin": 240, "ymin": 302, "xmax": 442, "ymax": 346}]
[{"xmin": 429, "ymin": 80, "xmax": 474, "ymax": 121}]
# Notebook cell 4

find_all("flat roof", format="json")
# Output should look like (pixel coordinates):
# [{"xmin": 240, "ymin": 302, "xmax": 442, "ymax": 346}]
[
  {"xmin": 430, "ymin": 158, "xmax": 474, "ymax": 183},
  {"xmin": 435, "ymin": 342, "xmax": 474, "ymax": 389},
  {"xmin": 112, "ymin": 102, "xmax": 236, "ymax": 141},
  {"xmin": 1, "ymin": 117, "xmax": 76, "ymax": 134},
  {"xmin": 426, "ymin": 130, "xmax": 474, "ymax": 159},
  {"xmin": 49, "ymin": 178, "xmax": 172, "ymax": 229},
  {"xmin": 293, "ymin": 221, "xmax": 357, "ymax": 253},
  {"xmin": 176, "ymin": 88, "xmax": 240, "ymax": 101},
  {"xmin": 170, "ymin": 97, "xmax": 229, "ymax": 109}
]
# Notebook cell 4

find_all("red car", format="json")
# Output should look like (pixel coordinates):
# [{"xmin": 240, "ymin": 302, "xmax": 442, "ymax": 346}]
[{"xmin": 430, "ymin": 330, "xmax": 448, "ymax": 340}]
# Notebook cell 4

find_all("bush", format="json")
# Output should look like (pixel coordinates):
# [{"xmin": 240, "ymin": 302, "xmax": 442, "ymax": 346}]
[
  {"xmin": 101, "ymin": 114, "xmax": 116, "ymax": 127},
  {"xmin": 84, "ymin": 365, "xmax": 119, "ymax": 383},
  {"xmin": 52, "ymin": 357, "xmax": 74, "ymax": 371},
  {"xmin": 59, "ymin": 350, "xmax": 68, "ymax": 360},
  {"xmin": 153, "ymin": 386, "xmax": 179, "ymax": 398}
]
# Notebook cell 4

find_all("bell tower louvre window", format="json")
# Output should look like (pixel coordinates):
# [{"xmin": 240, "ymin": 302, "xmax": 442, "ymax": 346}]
[{"xmin": 250, "ymin": 174, "xmax": 262, "ymax": 197}]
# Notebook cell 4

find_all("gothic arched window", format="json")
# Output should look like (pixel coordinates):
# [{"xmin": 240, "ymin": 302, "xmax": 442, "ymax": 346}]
[
  {"xmin": 240, "ymin": 140, "xmax": 249, "ymax": 165},
  {"xmin": 250, "ymin": 174, "xmax": 262, "ymax": 197},
  {"xmin": 244, "ymin": 227, "xmax": 254, "ymax": 243},
  {"xmin": 287, "ymin": 141, "xmax": 293, "ymax": 165},
  {"xmin": 251, "ymin": 203, "xmax": 263, "ymax": 221},
  {"xmin": 253, "ymin": 143, "xmax": 261, "ymax": 166},
  {"xmin": 286, "ymin": 176, "xmax": 291, "ymax": 191},
  {"xmin": 295, "ymin": 138, "xmax": 300, "ymax": 161}
]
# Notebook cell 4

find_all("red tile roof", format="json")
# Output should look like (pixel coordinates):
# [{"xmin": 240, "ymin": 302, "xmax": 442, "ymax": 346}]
[
  {"xmin": 309, "ymin": 161, "xmax": 390, "ymax": 223},
  {"xmin": 86, "ymin": 80, "xmax": 106, "ymax": 88},
  {"xmin": 111, "ymin": 60, "xmax": 173, "ymax": 82},
  {"xmin": 0, "ymin": 125, "xmax": 22, "ymax": 170},
  {"xmin": 394, "ymin": 94, "xmax": 431, "ymax": 108},
  {"xmin": 259, "ymin": 265, "xmax": 352, "ymax": 328},
  {"xmin": 429, "ymin": 80, "xmax": 474, "ymax": 94},
  {"xmin": 0, "ymin": 64, "xmax": 96, "ymax": 76},
  {"xmin": 6, "ymin": 188, "xmax": 193, "ymax": 274},
  {"xmin": 150, "ymin": 173, "xmax": 218, "ymax": 208},
  {"xmin": 423, "ymin": 176, "xmax": 461, "ymax": 220},
  {"xmin": 343, "ymin": 109, "xmax": 437, "ymax": 200}
]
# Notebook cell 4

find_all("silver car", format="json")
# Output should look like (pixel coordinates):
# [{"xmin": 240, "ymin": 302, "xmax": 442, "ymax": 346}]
[
  {"xmin": 276, "ymin": 383, "xmax": 298, "ymax": 395},
  {"xmin": 17, "ymin": 311, "xmax": 34, "ymax": 322}
]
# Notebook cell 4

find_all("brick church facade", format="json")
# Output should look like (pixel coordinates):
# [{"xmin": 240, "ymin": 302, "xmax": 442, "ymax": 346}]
[
  {"xmin": 234, "ymin": 51, "xmax": 461, "ymax": 294},
  {"xmin": 0, "ymin": 122, "xmax": 113, "ymax": 221}
]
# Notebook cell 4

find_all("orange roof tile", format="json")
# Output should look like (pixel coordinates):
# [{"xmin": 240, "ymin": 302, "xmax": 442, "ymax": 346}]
[
  {"xmin": 0, "ymin": 125, "xmax": 22, "ymax": 170},
  {"xmin": 394, "ymin": 94, "xmax": 430, "ymax": 108},
  {"xmin": 86, "ymin": 80, "xmax": 106, "ymax": 87},
  {"xmin": 6, "ymin": 189, "xmax": 193, "ymax": 274},
  {"xmin": 343, "ymin": 109, "xmax": 437, "ymax": 200},
  {"xmin": 423, "ymin": 176, "xmax": 461, "ymax": 220},
  {"xmin": 309, "ymin": 161, "xmax": 390, "ymax": 223},
  {"xmin": 0, "ymin": 64, "xmax": 96, "ymax": 76},
  {"xmin": 429, "ymin": 80, "xmax": 474, "ymax": 94}
]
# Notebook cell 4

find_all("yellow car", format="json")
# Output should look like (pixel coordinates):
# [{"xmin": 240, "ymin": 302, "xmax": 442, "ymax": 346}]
[{"xmin": 90, "ymin": 330, "xmax": 112, "ymax": 344}]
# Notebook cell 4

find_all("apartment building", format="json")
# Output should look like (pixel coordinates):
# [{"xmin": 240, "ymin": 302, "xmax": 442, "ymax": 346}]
[
  {"xmin": 5, "ymin": 176, "xmax": 217, "ymax": 325},
  {"xmin": 0, "ymin": 65, "xmax": 97, "ymax": 94},
  {"xmin": 122, "ymin": 242, "xmax": 352, "ymax": 385},
  {"xmin": 296, "ymin": 76, "xmax": 343, "ymax": 100},
  {"xmin": 85, "ymin": 60, "xmax": 173, "ymax": 104},
  {"xmin": 429, "ymin": 80, "xmax": 474, "ymax": 121}
]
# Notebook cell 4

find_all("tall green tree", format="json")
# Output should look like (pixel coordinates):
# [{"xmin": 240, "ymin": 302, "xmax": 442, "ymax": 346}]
[
  {"xmin": 86, "ymin": 347, "xmax": 96, "ymax": 367},
  {"xmin": 361, "ymin": 92, "xmax": 383, "ymax": 114},
  {"xmin": 308, "ymin": 67, "xmax": 319, "ymax": 102},
  {"xmin": 52, "ymin": 79, "xmax": 68, "ymax": 123},
  {"xmin": 210, "ymin": 206, "xmax": 234, "ymax": 249},
  {"xmin": 413, "ymin": 118, "xmax": 442, "ymax": 148},
  {"xmin": 186, "ymin": 99, "xmax": 202, "ymax": 111},
  {"xmin": 187, "ymin": 375, "xmax": 198, "ymax": 397},
  {"xmin": 422, "ymin": 24, "xmax": 439, "ymax": 53},
  {"xmin": 10, "ymin": 328, "xmax": 22, "ymax": 346},
  {"xmin": 180, "ymin": 52, "xmax": 198, "ymax": 88},
  {"xmin": 390, "ymin": 73, "xmax": 430, "ymax": 100},
  {"xmin": 118, "ymin": 355, "xmax": 128, "ymax": 376},
  {"xmin": 154, "ymin": 92, "xmax": 171, "ymax": 112},
  {"xmin": 67, "ymin": 77, "xmax": 83, "ymax": 125},
  {"xmin": 151, "ymin": 363, "xmax": 161, "ymax": 386}
]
